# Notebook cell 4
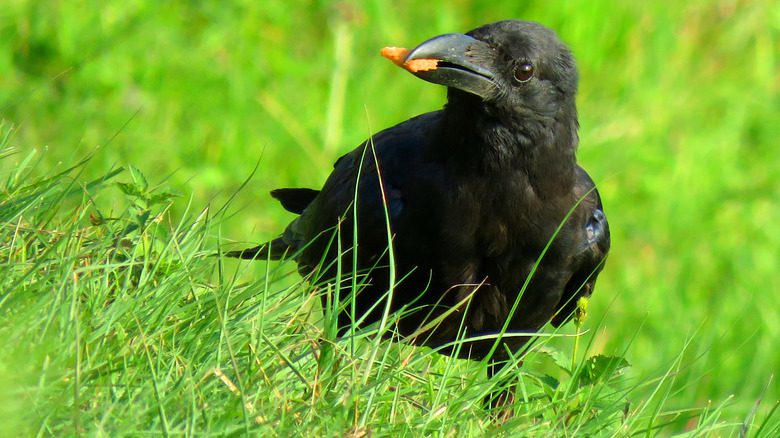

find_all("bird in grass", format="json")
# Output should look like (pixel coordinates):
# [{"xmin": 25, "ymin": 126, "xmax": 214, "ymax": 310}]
[{"xmin": 228, "ymin": 20, "xmax": 610, "ymax": 411}]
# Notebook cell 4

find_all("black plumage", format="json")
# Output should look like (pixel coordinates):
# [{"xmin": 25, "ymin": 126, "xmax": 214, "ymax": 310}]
[{"xmin": 229, "ymin": 20, "xmax": 609, "ymax": 407}]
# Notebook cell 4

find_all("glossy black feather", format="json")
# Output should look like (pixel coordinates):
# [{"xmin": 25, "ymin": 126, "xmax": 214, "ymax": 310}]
[{"xmin": 270, "ymin": 188, "xmax": 319, "ymax": 214}]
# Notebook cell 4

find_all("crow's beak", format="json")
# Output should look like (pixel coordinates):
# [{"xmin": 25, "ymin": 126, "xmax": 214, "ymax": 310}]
[{"xmin": 382, "ymin": 34, "xmax": 498, "ymax": 99}]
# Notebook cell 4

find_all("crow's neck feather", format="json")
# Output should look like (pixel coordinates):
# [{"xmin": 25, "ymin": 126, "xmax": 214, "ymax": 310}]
[{"xmin": 438, "ymin": 97, "xmax": 578, "ymax": 198}]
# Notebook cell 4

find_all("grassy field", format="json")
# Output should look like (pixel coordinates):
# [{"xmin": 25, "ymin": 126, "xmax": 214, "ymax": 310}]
[{"xmin": 1, "ymin": 0, "xmax": 779, "ymax": 435}]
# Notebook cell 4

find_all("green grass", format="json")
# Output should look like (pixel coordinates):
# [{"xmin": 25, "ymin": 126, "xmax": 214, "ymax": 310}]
[{"xmin": 1, "ymin": 0, "xmax": 779, "ymax": 435}]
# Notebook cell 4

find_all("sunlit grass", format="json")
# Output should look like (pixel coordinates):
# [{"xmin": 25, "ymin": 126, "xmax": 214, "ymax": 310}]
[{"xmin": 1, "ymin": 0, "xmax": 779, "ymax": 435}]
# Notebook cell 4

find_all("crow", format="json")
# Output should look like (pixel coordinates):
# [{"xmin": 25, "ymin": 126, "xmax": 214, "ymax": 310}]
[{"xmin": 228, "ymin": 20, "xmax": 610, "ymax": 410}]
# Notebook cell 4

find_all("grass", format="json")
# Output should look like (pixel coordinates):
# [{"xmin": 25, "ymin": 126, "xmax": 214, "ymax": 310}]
[{"xmin": 1, "ymin": 0, "xmax": 779, "ymax": 435}]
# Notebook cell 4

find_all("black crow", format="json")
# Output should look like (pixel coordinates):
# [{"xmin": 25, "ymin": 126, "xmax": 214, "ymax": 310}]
[{"xmin": 229, "ymin": 20, "xmax": 609, "ymax": 409}]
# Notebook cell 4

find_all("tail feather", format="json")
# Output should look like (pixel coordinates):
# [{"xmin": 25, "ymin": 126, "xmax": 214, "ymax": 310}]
[
  {"xmin": 270, "ymin": 188, "xmax": 319, "ymax": 214},
  {"xmin": 224, "ymin": 237, "xmax": 292, "ymax": 260}
]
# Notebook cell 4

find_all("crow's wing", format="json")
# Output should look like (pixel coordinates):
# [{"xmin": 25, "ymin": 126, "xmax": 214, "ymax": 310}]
[
  {"xmin": 228, "ymin": 112, "xmax": 443, "ymax": 266},
  {"xmin": 550, "ymin": 165, "xmax": 610, "ymax": 327},
  {"xmin": 278, "ymin": 111, "xmax": 444, "ymax": 272}
]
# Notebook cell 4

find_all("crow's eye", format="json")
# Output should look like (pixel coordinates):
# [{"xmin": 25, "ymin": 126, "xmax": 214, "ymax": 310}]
[{"xmin": 513, "ymin": 62, "xmax": 534, "ymax": 83}]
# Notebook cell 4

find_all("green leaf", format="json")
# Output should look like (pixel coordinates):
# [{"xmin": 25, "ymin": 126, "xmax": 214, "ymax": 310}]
[
  {"xmin": 127, "ymin": 165, "xmax": 149, "ymax": 191},
  {"xmin": 538, "ymin": 374, "xmax": 560, "ymax": 391},
  {"xmin": 574, "ymin": 355, "xmax": 630, "ymax": 388},
  {"xmin": 135, "ymin": 209, "xmax": 151, "ymax": 229},
  {"xmin": 149, "ymin": 189, "xmax": 181, "ymax": 206},
  {"xmin": 116, "ymin": 181, "xmax": 143, "ymax": 198},
  {"xmin": 536, "ymin": 346, "xmax": 572, "ymax": 373}
]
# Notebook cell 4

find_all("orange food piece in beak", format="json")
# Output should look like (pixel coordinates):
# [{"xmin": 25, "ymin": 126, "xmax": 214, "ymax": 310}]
[
  {"xmin": 380, "ymin": 47, "xmax": 409, "ymax": 66},
  {"xmin": 405, "ymin": 58, "xmax": 439, "ymax": 72},
  {"xmin": 380, "ymin": 47, "xmax": 439, "ymax": 73}
]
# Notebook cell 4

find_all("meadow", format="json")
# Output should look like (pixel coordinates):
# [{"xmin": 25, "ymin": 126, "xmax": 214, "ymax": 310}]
[{"xmin": 1, "ymin": 0, "xmax": 778, "ymax": 435}]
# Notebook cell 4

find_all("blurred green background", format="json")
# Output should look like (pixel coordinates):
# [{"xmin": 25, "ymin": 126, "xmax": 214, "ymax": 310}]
[{"xmin": 1, "ymin": 0, "xmax": 778, "ymax": 430}]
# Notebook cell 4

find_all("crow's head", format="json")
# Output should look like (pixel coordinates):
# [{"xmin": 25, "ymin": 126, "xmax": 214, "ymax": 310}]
[{"xmin": 383, "ymin": 20, "xmax": 578, "ymax": 123}]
